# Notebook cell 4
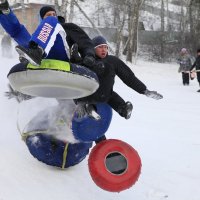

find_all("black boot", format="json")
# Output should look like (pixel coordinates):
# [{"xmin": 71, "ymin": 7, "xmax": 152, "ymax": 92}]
[
  {"xmin": 95, "ymin": 135, "xmax": 106, "ymax": 144},
  {"xmin": 0, "ymin": 0, "xmax": 10, "ymax": 14},
  {"xmin": 70, "ymin": 43, "xmax": 82, "ymax": 64},
  {"xmin": 85, "ymin": 104, "xmax": 101, "ymax": 121},
  {"xmin": 15, "ymin": 45, "xmax": 44, "ymax": 66},
  {"xmin": 75, "ymin": 103, "xmax": 101, "ymax": 121},
  {"xmin": 118, "ymin": 101, "xmax": 133, "ymax": 119}
]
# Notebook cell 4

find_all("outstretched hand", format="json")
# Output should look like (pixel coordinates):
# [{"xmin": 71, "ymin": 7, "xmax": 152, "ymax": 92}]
[{"xmin": 144, "ymin": 89, "xmax": 163, "ymax": 100}]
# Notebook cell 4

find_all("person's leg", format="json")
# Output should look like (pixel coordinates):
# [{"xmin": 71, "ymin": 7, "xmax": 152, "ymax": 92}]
[
  {"xmin": 108, "ymin": 91, "xmax": 133, "ymax": 119},
  {"xmin": 108, "ymin": 91, "xmax": 125, "ymax": 112},
  {"xmin": 185, "ymin": 72, "xmax": 190, "ymax": 85},
  {"xmin": 182, "ymin": 72, "xmax": 185, "ymax": 85},
  {"xmin": 196, "ymin": 72, "xmax": 200, "ymax": 92},
  {"xmin": 182, "ymin": 72, "xmax": 187, "ymax": 85}
]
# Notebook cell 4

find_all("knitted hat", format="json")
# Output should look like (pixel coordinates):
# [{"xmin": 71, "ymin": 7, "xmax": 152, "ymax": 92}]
[
  {"xmin": 40, "ymin": 6, "xmax": 56, "ymax": 19},
  {"xmin": 92, "ymin": 36, "xmax": 108, "ymax": 48},
  {"xmin": 181, "ymin": 48, "xmax": 187, "ymax": 53}
]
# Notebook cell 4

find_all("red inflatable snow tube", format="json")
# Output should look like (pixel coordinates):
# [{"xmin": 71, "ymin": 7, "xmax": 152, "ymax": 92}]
[{"xmin": 88, "ymin": 139, "xmax": 141, "ymax": 192}]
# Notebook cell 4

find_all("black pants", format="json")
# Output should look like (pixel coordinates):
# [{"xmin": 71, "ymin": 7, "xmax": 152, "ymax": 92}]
[
  {"xmin": 108, "ymin": 91, "xmax": 125, "ymax": 114},
  {"xmin": 197, "ymin": 71, "xmax": 200, "ymax": 86},
  {"xmin": 76, "ymin": 90, "xmax": 126, "ymax": 116},
  {"xmin": 182, "ymin": 72, "xmax": 189, "ymax": 85}
]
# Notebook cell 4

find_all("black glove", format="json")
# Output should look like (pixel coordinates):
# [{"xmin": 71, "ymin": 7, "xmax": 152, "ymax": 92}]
[
  {"xmin": 94, "ymin": 60, "xmax": 105, "ymax": 75},
  {"xmin": 70, "ymin": 43, "xmax": 82, "ymax": 64},
  {"xmin": 144, "ymin": 89, "xmax": 163, "ymax": 100},
  {"xmin": 0, "ymin": 0, "xmax": 9, "ymax": 13},
  {"xmin": 83, "ymin": 55, "xmax": 105, "ymax": 75},
  {"xmin": 82, "ymin": 55, "xmax": 96, "ymax": 68}
]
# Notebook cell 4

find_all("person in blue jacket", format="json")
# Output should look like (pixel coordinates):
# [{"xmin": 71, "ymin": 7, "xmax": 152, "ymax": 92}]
[
  {"xmin": 0, "ymin": 1, "xmax": 97, "ymax": 66},
  {"xmin": 0, "ymin": 0, "xmax": 109, "ymax": 168},
  {"xmin": 0, "ymin": 0, "xmax": 102, "ymax": 117}
]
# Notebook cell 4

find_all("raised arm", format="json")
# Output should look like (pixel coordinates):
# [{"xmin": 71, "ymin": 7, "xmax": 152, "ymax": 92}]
[{"xmin": 0, "ymin": 8, "xmax": 31, "ymax": 47}]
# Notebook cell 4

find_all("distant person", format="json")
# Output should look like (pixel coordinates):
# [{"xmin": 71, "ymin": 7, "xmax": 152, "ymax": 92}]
[
  {"xmin": 1, "ymin": 33, "xmax": 12, "ymax": 57},
  {"xmin": 177, "ymin": 48, "xmax": 193, "ymax": 85},
  {"xmin": 190, "ymin": 49, "xmax": 200, "ymax": 92}
]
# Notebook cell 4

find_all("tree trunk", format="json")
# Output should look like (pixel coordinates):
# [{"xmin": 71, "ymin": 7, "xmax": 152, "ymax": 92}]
[
  {"xmin": 20, "ymin": 0, "xmax": 26, "ymax": 27},
  {"xmin": 126, "ymin": 0, "xmax": 143, "ymax": 63},
  {"xmin": 55, "ymin": 0, "xmax": 68, "ymax": 19},
  {"xmin": 115, "ymin": 5, "xmax": 126, "ymax": 57},
  {"xmin": 74, "ymin": 0, "xmax": 115, "ymax": 54},
  {"xmin": 160, "ymin": 0, "xmax": 165, "ymax": 62},
  {"xmin": 69, "ymin": 0, "xmax": 75, "ymax": 22}
]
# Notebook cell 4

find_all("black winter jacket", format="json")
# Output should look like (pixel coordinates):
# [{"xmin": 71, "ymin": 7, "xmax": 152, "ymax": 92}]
[
  {"xmin": 190, "ymin": 55, "xmax": 200, "ymax": 71},
  {"xmin": 61, "ymin": 23, "xmax": 95, "ymax": 59},
  {"xmin": 79, "ymin": 55, "xmax": 147, "ymax": 103}
]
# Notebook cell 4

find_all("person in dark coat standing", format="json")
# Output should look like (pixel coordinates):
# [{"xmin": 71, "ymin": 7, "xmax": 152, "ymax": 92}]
[
  {"xmin": 190, "ymin": 49, "xmax": 200, "ymax": 92},
  {"xmin": 76, "ymin": 36, "xmax": 163, "ymax": 119},
  {"xmin": 177, "ymin": 48, "xmax": 193, "ymax": 85}
]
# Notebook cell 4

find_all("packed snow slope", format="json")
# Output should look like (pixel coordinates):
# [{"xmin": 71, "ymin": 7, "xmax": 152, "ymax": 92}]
[{"xmin": 0, "ymin": 55, "xmax": 200, "ymax": 200}]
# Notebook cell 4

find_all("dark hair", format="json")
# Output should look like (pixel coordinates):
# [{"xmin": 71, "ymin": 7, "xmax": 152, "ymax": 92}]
[
  {"xmin": 40, "ymin": 6, "xmax": 56, "ymax": 19},
  {"xmin": 197, "ymin": 49, "xmax": 200, "ymax": 53}
]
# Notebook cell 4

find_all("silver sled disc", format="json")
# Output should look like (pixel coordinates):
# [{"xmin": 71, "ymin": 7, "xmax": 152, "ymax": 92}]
[{"xmin": 8, "ymin": 60, "xmax": 99, "ymax": 99}]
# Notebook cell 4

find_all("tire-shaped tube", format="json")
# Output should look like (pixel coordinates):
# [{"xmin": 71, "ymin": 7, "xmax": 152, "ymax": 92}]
[
  {"xmin": 88, "ymin": 139, "xmax": 142, "ymax": 192},
  {"xmin": 7, "ymin": 60, "xmax": 99, "ymax": 99}
]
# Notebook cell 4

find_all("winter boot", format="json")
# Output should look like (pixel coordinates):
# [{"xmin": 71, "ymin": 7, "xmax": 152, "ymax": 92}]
[
  {"xmin": 0, "ymin": 0, "xmax": 10, "ymax": 14},
  {"xmin": 85, "ymin": 104, "xmax": 101, "ymax": 121},
  {"xmin": 15, "ymin": 45, "xmax": 44, "ymax": 66},
  {"xmin": 95, "ymin": 135, "xmax": 106, "ymax": 144},
  {"xmin": 75, "ymin": 103, "xmax": 101, "ymax": 121},
  {"xmin": 197, "ymin": 89, "xmax": 200, "ymax": 92},
  {"xmin": 118, "ymin": 101, "xmax": 133, "ymax": 119}
]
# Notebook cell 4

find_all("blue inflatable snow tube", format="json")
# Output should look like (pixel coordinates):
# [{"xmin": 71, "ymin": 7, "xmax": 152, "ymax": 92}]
[
  {"xmin": 26, "ymin": 133, "xmax": 93, "ymax": 168},
  {"xmin": 8, "ymin": 61, "xmax": 113, "ymax": 168},
  {"xmin": 24, "ymin": 104, "xmax": 112, "ymax": 168},
  {"xmin": 72, "ymin": 103, "xmax": 112, "ymax": 142}
]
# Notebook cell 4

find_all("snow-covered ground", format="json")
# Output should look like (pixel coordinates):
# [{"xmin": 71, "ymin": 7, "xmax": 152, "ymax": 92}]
[{"xmin": 0, "ymin": 54, "xmax": 200, "ymax": 200}]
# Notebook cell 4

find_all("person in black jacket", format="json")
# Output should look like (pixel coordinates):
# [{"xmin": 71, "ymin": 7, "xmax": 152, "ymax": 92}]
[
  {"xmin": 177, "ymin": 48, "xmax": 193, "ymax": 85},
  {"xmin": 75, "ymin": 36, "xmax": 163, "ymax": 119},
  {"xmin": 190, "ymin": 49, "xmax": 200, "ymax": 92}
]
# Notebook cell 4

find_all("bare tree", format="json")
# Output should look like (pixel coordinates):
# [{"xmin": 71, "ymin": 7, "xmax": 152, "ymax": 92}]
[
  {"xmin": 115, "ymin": 9, "xmax": 126, "ymax": 57},
  {"xmin": 19, "ymin": 0, "xmax": 26, "ymax": 27},
  {"xmin": 126, "ymin": 0, "xmax": 144, "ymax": 63},
  {"xmin": 188, "ymin": 0, "xmax": 200, "ymax": 52},
  {"xmin": 160, "ymin": 0, "xmax": 165, "ymax": 62},
  {"xmin": 55, "ymin": 0, "xmax": 68, "ymax": 19},
  {"xmin": 166, "ymin": 0, "xmax": 170, "ymax": 31},
  {"xmin": 68, "ymin": 0, "xmax": 75, "ymax": 22}
]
